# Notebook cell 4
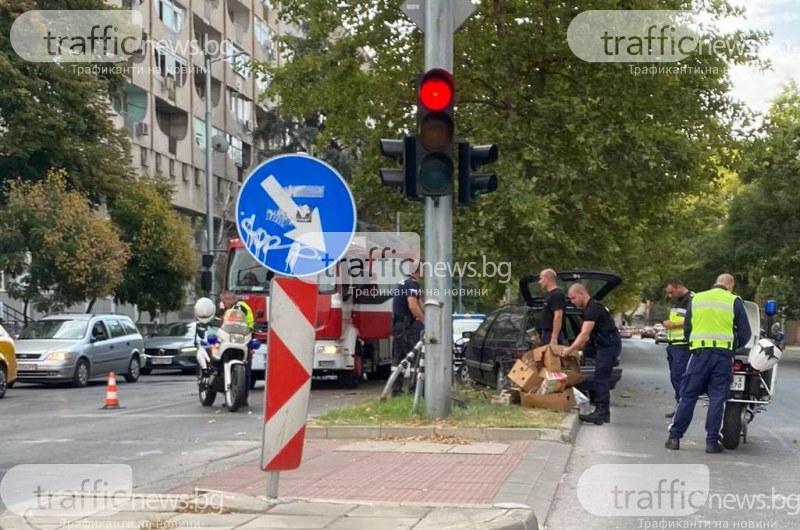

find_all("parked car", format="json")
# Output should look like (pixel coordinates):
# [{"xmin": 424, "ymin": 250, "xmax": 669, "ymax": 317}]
[
  {"xmin": 142, "ymin": 320, "xmax": 199, "ymax": 375},
  {"xmin": 619, "ymin": 325, "xmax": 633, "ymax": 339},
  {"xmin": 655, "ymin": 327, "xmax": 669, "ymax": 344},
  {"xmin": 464, "ymin": 270, "xmax": 624, "ymax": 393},
  {"xmin": 14, "ymin": 314, "xmax": 144, "ymax": 387},
  {"xmin": 0, "ymin": 324, "xmax": 17, "ymax": 398},
  {"xmin": 640, "ymin": 326, "xmax": 656, "ymax": 339}
]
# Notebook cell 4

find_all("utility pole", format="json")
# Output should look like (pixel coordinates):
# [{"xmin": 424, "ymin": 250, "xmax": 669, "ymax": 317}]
[{"xmin": 422, "ymin": 0, "xmax": 454, "ymax": 419}]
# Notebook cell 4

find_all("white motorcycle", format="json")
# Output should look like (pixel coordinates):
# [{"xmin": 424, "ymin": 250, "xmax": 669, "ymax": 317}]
[
  {"xmin": 723, "ymin": 299, "xmax": 784, "ymax": 449},
  {"xmin": 193, "ymin": 298, "xmax": 259, "ymax": 412}
]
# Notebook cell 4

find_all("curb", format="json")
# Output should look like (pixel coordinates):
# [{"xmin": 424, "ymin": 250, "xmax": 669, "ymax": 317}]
[
  {"xmin": 190, "ymin": 493, "xmax": 538, "ymax": 529},
  {"xmin": 305, "ymin": 412, "xmax": 580, "ymax": 444}
]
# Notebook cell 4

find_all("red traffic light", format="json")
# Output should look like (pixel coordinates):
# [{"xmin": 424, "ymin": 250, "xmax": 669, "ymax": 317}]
[{"xmin": 419, "ymin": 69, "xmax": 454, "ymax": 111}]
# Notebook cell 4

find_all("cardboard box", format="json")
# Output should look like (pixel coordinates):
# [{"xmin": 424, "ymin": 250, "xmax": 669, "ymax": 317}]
[
  {"xmin": 520, "ymin": 388, "xmax": 576, "ymax": 412},
  {"xmin": 530, "ymin": 345, "xmax": 563, "ymax": 372},
  {"xmin": 560, "ymin": 356, "xmax": 586, "ymax": 387},
  {"xmin": 508, "ymin": 359, "xmax": 544, "ymax": 393}
]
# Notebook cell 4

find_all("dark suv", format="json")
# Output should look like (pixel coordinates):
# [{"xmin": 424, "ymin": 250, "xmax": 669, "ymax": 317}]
[{"xmin": 464, "ymin": 270, "xmax": 624, "ymax": 392}]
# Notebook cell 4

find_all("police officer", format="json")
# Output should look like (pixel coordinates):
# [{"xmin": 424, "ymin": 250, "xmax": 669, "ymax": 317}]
[
  {"xmin": 221, "ymin": 291, "xmax": 255, "ymax": 406},
  {"xmin": 665, "ymin": 273, "xmax": 751, "ymax": 453},
  {"xmin": 391, "ymin": 262, "xmax": 424, "ymax": 395},
  {"xmin": 562, "ymin": 283, "xmax": 621, "ymax": 425},
  {"xmin": 663, "ymin": 278, "xmax": 693, "ymax": 418},
  {"xmin": 537, "ymin": 268, "xmax": 567, "ymax": 346}
]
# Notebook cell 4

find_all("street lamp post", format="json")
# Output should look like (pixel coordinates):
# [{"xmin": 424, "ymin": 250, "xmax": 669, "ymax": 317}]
[{"xmin": 203, "ymin": 49, "xmax": 248, "ymax": 295}]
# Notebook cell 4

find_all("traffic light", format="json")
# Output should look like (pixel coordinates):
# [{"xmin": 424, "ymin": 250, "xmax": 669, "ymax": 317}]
[
  {"xmin": 457, "ymin": 142, "xmax": 498, "ymax": 205},
  {"xmin": 201, "ymin": 270, "xmax": 212, "ymax": 292},
  {"xmin": 379, "ymin": 136, "xmax": 417, "ymax": 199},
  {"xmin": 416, "ymin": 69, "xmax": 455, "ymax": 197}
]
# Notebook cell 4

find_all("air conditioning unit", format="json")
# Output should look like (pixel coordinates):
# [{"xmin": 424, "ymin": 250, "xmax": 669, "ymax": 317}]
[
  {"xmin": 134, "ymin": 122, "xmax": 149, "ymax": 136},
  {"xmin": 243, "ymin": 120, "xmax": 252, "ymax": 131},
  {"xmin": 234, "ymin": 78, "xmax": 243, "ymax": 91},
  {"xmin": 168, "ymin": 87, "xmax": 176, "ymax": 100},
  {"xmin": 165, "ymin": 77, "xmax": 175, "ymax": 90}
]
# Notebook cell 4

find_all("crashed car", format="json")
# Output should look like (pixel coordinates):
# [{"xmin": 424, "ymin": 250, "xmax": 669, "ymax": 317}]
[{"xmin": 464, "ymin": 270, "xmax": 623, "ymax": 393}]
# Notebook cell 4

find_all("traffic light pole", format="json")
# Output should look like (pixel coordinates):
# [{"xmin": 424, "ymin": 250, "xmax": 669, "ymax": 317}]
[{"xmin": 423, "ymin": 0, "xmax": 453, "ymax": 418}]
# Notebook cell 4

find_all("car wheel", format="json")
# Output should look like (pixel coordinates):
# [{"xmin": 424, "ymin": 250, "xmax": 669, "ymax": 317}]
[
  {"xmin": 73, "ymin": 359, "xmax": 90, "ymax": 388},
  {"xmin": 124, "ymin": 355, "xmax": 141, "ymax": 383},
  {"xmin": 140, "ymin": 367, "xmax": 152, "ymax": 376},
  {"xmin": 0, "ymin": 365, "xmax": 7, "ymax": 399},
  {"xmin": 458, "ymin": 363, "xmax": 474, "ymax": 386}
]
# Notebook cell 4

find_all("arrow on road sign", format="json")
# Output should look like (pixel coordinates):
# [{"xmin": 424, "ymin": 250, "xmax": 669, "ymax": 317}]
[{"xmin": 260, "ymin": 175, "xmax": 327, "ymax": 253}]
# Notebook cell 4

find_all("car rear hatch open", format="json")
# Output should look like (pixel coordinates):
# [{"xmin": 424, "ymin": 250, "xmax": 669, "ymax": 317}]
[{"xmin": 519, "ymin": 270, "xmax": 622, "ymax": 307}]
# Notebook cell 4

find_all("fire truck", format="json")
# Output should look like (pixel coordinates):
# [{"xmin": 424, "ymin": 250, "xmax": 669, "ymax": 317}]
[{"xmin": 223, "ymin": 238, "xmax": 395, "ymax": 387}]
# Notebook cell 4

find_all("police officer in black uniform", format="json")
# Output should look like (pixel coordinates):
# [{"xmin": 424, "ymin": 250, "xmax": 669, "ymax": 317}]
[
  {"xmin": 562, "ymin": 282, "xmax": 622, "ymax": 425},
  {"xmin": 537, "ymin": 268, "xmax": 567, "ymax": 346},
  {"xmin": 391, "ymin": 262, "xmax": 424, "ymax": 395}
]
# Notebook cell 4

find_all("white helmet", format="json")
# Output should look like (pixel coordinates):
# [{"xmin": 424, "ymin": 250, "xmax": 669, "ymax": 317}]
[
  {"xmin": 194, "ymin": 297, "xmax": 216, "ymax": 324},
  {"xmin": 747, "ymin": 338, "xmax": 782, "ymax": 372}
]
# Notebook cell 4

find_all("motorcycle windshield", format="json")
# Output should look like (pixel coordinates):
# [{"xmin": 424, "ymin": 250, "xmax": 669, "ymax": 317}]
[{"xmin": 222, "ymin": 309, "xmax": 250, "ymax": 336}]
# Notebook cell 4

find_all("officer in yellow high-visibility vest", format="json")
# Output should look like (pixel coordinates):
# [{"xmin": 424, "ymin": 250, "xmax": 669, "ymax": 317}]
[
  {"xmin": 665, "ymin": 274, "xmax": 751, "ymax": 454},
  {"xmin": 221, "ymin": 291, "xmax": 255, "ymax": 406},
  {"xmin": 662, "ymin": 278, "xmax": 693, "ymax": 418}
]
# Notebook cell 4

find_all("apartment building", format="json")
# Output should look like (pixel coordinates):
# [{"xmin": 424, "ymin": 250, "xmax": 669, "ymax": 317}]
[
  {"xmin": 109, "ymin": 0, "xmax": 291, "ymax": 228},
  {"xmin": 0, "ymin": 0, "xmax": 295, "ymax": 326}
]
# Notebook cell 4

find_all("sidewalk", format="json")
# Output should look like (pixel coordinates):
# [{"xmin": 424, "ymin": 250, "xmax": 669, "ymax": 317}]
[{"xmin": 0, "ymin": 435, "xmax": 574, "ymax": 529}]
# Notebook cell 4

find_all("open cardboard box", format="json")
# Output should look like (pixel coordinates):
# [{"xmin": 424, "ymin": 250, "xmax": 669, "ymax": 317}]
[
  {"xmin": 520, "ymin": 388, "xmax": 575, "ymax": 412},
  {"xmin": 512, "ymin": 345, "xmax": 584, "ymax": 392}
]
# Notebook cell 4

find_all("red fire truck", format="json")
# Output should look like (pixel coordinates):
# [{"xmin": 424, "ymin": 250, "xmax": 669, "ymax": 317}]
[{"xmin": 223, "ymin": 238, "xmax": 394, "ymax": 387}]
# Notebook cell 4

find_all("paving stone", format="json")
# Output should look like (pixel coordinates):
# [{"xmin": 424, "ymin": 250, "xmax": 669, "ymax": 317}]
[
  {"xmin": 327, "ymin": 516, "xmax": 420, "ymax": 529},
  {"xmin": 266, "ymin": 501, "xmax": 353, "ymax": 517},
  {"xmin": 448, "ymin": 442, "xmax": 509, "ymax": 455},
  {"xmin": 484, "ymin": 429, "xmax": 541, "ymax": 442},
  {"xmin": 167, "ymin": 513, "xmax": 259, "ymax": 526},
  {"xmin": 325, "ymin": 426, "xmax": 380, "ymax": 439},
  {"xmin": 434, "ymin": 427, "xmax": 485, "ymax": 441},
  {"xmin": 346, "ymin": 505, "xmax": 432, "ymax": 519},
  {"xmin": 412, "ymin": 507, "xmax": 507, "ymax": 528},
  {"xmin": 237, "ymin": 514, "xmax": 337, "ymax": 529},
  {"xmin": 396, "ymin": 442, "xmax": 452, "ymax": 453},
  {"xmin": 335, "ymin": 440, "xmax": 404, "ymax": 452},
  {"xmin": 305, "ymin": 426, "xmax": 328, "ymax": 440},
  {"xmin": 380, "ymin": 426, "xmax": 435, "ymax": 438}
]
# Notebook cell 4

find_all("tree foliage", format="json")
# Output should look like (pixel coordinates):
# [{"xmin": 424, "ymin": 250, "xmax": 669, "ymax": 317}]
[
  {"xmin": 0, "ymin": 170, "xmax": 129, "ymax": 316},
  {"xmin": 258, "ymin": 0, "xmax": 766, "ymax": 310},
  {"xmin": 108, "ymin": 177, "xmax": 198, "ymax": 318},
  {"xmin": 0, "ymin": 0, "xmax": 131, "ymax": 202}
]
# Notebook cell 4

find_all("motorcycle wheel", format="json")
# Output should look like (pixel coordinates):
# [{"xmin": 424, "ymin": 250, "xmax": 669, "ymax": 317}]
[
  {"xmin": 721, "ymin": 403, "xmax": 743, "ymax": 450},
  {"xmin": 225, "ymin": 364, "xmax": 247, "ymax": 412}
]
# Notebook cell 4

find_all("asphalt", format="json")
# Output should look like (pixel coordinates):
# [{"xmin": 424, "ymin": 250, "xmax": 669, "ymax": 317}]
[{"xmin": 0, "ymin": 425, "xmax": 577, "ymax": 530}]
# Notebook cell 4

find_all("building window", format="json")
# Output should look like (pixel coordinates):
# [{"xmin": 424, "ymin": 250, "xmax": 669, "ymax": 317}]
[
  {"xmin": 227, "ymin": 135, "xmax": 243, "ymax": 166},
  {"xmin": 155, "ymin": 153, "xmax": 163, "ymax": 172},
  {"xmin": 227, "ymin": 89, "xmax": 252, "ymax": 124},
  {"xmin": 169, "ymin": 159, "xmax": 176, "ymax": 177},
  {"xmin": 156, "ymin": 0, "xmax": 185, "ymax": 33},
  {"xmin": 154, "ymin": 45, "xmax": 188, "ymax": 85},
  {"xmin": 195, "ymin": 168, "xmax": 202, "ymax": 186},
  {"xmin": 226, "ymin": 42, "xmax": 250, "ymax": 78},
  {"xmin": 255, "ymin": 18, "xmax": 276, "ymax": 58},
  {"xmin": 140, "ymin": 146, "xmax": 149, "ymax": 167},
  {"xmin": 0, "ymin": 271, "xmax": 5, "ymax": 292},
  {"xmin": 182, "ymin": 163, "xmax": 189, "ymax": 182}
]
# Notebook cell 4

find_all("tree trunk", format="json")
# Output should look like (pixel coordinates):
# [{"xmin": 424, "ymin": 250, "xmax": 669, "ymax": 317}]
[{"xmin": 86, "ymin": 298, "xmax": 96, "ymax": 313}]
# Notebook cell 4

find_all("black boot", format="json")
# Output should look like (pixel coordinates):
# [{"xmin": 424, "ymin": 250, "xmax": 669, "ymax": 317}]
[
  {"xmin": 580, "ymin": 403, "xmax": 607, "ymax": 425},
  {"xmin": 665, "ymin": 436, "xmax": 680, "ymax": 450}
]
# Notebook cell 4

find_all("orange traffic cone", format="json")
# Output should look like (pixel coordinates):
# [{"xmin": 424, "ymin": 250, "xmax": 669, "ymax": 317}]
[{"xmin": 101, "ymin": 372, "xmax": 121, "ymax": 410}]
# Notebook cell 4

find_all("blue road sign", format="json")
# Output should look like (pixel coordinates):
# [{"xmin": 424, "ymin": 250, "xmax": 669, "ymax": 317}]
[{"xmin": 236, "ymin": 154, "xmax": 356, "ymax": 278}]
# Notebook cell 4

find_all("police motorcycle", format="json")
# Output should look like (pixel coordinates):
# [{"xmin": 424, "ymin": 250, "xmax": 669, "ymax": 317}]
[
  {"xmin": 722, "ymin": 299, "xmax": 785, "ymax": 450},
  {"xmin": 193, "ymin": 298, "xmax": 260, "ymax": 412}
]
